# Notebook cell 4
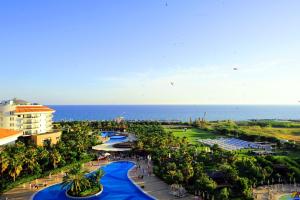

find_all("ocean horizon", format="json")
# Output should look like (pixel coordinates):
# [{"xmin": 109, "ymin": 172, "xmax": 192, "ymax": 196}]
[{"xmin": 48, "ymin": 105, "xmax": 300, "ymax": 122}]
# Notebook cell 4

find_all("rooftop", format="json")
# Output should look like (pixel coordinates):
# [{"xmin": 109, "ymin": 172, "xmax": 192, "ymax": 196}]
[
  {"xmin": 15, "ymin": 106, "xmax": 54, "ymax": 113},
  {"xmin": 1, "ymin": 98, "xmax": 30, "ymax": 105},
  {"xmin": 0, "ymin": 128, "xmax": 22, "ymax": 139}
]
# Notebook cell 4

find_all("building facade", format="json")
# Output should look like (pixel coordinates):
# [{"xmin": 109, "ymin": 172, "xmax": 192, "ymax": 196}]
[
  {"xmin": 0, "ymin": 99, "xmax": 54, "ymax": 135},
  {"xmin": 0, "ymin": 98, "xmax": 61, "ymax": 146}
]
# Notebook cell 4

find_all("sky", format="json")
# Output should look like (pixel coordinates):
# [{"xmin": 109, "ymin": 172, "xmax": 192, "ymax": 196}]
[{"xmin": 0, "ymin": 0, "xmax": 300, "ymax": 105}]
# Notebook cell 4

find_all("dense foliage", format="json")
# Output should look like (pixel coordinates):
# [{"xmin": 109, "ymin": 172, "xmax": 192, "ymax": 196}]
[
  {"xmin": 0, "ymin": 121, "xmax": 100, "ymax": 193},
  {"xmin": 129, "ymin": 122, "xmax": 300, "ymax": 200}
]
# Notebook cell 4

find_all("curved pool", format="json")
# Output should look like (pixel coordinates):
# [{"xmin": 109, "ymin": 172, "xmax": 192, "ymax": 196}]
[
  {"xmin": 106, "ymin": 136, "xmax": 128, "ymax": 144},
  {"xmin": 110, "ymin": 136, "xmax": 126, "ymax": 139},
  {"xmin": 33, "ymin": 161, "xmax": 155, "ymax": 200}
]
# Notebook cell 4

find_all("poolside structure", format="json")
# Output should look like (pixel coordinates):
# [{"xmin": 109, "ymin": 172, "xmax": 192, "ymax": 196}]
[
  {"xmin": 92, "ymin": 133, "xmax": 136, "ymax": 152},
  {"xmin": 198, "ymin": 138, "xmax": 273, "ymax": 151},
  {"xmin": 0, "ymin": 98, "xmax": 61, "ymax": 146}
]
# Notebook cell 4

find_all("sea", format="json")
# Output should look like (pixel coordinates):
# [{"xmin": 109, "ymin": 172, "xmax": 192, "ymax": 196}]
[{"xmin": 48, "ymin": 105, "xmax": 300, "ymax": 122}]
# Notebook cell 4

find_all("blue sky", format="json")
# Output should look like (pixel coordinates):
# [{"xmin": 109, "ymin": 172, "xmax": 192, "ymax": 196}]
[{"xmin": 0, "ymin": 0, "xmax": 300, "ymax": 105}]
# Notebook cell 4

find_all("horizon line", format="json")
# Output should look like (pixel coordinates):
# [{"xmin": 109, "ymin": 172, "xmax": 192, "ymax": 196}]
[{"xmin": 46, "ymin": 104, "xmax": 300, "ymax": 106}]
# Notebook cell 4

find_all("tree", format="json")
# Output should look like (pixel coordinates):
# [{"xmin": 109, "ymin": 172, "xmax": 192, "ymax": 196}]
[
  {"xmin": 50, "ymin": 148, "xmax": 62, "ymax": 169},
  {"xmin": 236, "ymin": 177, "xmax": 252, "ymax": 198},
  {"xmin": 89, "ymin": 169, "xmax": 104, "ymax": 187},
  {"xmin": 24, "ymin": 147, "xmax": 40, "ymax": 175},
  {"xmin": 181, "ymin": 162, "xmax": 194, "ymax": 184},
  {"xmin": 61, "ymin": 164, "xmax": 91, "ymax": 196},
  {"xmin": 0, "ymin": 151, "xmax": 10, "ymax": 174},
  {"xmin": 8, "ymin": 156, "xmax": 23, "ymax": 182},
  {"xmin": 195, "ymin": 174, "xmax": 217, "ymax": 193},
  {"xmin": 218, "ymin": 187, "xmax": 230, "ymax": 200}
]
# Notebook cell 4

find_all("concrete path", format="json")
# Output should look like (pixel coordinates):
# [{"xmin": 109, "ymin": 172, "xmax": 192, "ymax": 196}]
[{"xmin": 128, "ymin": 159, "xmax": 195, "ymax": 200}]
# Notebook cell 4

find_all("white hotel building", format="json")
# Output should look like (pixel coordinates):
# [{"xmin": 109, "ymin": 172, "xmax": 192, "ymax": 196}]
[{"xmin": 0, "ymin": 99, "xmax": 61, "ymax": 146}]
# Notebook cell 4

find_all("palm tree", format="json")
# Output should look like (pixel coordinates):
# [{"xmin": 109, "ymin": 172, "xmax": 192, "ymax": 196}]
[
  {"xmin": 61, "ymin": 164, "xmax": 91, "ymax": 196},
  {"xmin": 24, "ymin": 147, "xmax": 40, "ymax": 174},
  {"xmin": 0, "ymin": 151, "xmax": 10, "ymax": 174},
  {"xmin": 90, "ymin": 169, "xmax": 104, "ymax": 187},
  {"xmin": 37, "ymin": 147, "xmax": 50, "ymax": 171},
  {"xmin": 50, "ymin": 148, "xmax": 62, "ymax": 169},
  {"xmin": 8, "ymin": 156, "xmax": 23, "ymax": 182}
]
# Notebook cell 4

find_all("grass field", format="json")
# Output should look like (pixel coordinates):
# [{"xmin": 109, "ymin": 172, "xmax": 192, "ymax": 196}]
[
  {"xmin": 163, "ymin": 126, "xmax": 217, "ymax": 144},
  {"xmin": 239, "ymin": 126, "xmax": 300, "ymax": 142}
]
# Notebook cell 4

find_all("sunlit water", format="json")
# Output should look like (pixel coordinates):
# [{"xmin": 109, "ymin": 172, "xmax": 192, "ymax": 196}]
[
  {"xmin": 49, "ymin": 105, "xmax": 300, "ymax": 122},
  {"xmin": 33, "ymin": 161, "xmax": 154, "ymax": 200}
]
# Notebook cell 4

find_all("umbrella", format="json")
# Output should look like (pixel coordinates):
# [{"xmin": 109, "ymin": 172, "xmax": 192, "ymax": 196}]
[{"xmin": 104, "ymin": 153, "xmax": 111, "ymax": 157}]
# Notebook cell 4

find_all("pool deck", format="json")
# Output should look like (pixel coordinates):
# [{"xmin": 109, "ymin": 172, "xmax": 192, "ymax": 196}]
[
  {"xmin": 128, "ymin": 159, "xmax": 195, "ymax": 200},
  {"xmin": 0, "ymin": 158, "xmax": 195, "ymax": 200}
]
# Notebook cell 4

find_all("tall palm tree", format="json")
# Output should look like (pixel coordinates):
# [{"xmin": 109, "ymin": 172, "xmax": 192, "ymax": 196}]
[
  {"xmin": 24, "ymin": 147, "xmax": 40, "ymax": 174},
  {"xmin": 50, "ymin": 148, "xmax": 62, "ymax": 169},
  {"xmin": 8, "ymin": 156, "xmax": 23, "ymax": 182},
  {"xmin": 0, "ymin": 151, "xmax": 10, "ymax": 174}
]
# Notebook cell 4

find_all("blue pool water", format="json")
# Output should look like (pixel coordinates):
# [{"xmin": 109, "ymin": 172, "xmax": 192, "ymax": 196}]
[
  {"xmin": 33, "ymin": 161, "xmax": 154, "ymax": 200},
  {"xmin": 101, "ymin": 131, "xmax": 116, "ymax": 137},
  {"xmin": 105, "ymin": 136, "xmax": 128, "ymax": 144},
  {"xmin": 110, "ymin": 136, "xmax": 126, "ymax": 139}
]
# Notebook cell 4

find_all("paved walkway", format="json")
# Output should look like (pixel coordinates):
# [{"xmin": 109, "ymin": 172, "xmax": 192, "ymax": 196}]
[
  {"xmin": 0, "ymin": 159, "xmax": 195, "ymax": 200},
  {"xmin": 128, "ymin": 159, "xmax": 194, "ymax": 200}
]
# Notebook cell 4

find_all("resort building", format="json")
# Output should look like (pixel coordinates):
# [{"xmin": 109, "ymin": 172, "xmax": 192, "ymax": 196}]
[{"xmin": 0, "ymin": 98, "xmax": 61, "ymax": 146}]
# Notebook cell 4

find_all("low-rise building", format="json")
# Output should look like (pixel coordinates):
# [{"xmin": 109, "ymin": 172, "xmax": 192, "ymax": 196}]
[{"xmin": 31, "ymin": 130, "xmax": 62, "ymax": 146}]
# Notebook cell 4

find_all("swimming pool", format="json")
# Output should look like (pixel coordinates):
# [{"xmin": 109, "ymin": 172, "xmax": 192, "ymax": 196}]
[
  {"xmin": 32, "ymin": 161, "xmax": 155, "ymax": 200},
  {"xmin": 105, "ymin": 136, "xmax": 128, "ymax": 144},
  {"xmin": 101, "ymin": 131, "xmax": 116, "ymax": 137}
]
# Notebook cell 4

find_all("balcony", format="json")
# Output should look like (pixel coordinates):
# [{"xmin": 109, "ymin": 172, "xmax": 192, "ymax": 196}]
[
  {"xmin": 23, "ymin": 119, "xmax": 39, "ymax": 124},
  {"xmin": 23, "ymin": 116, "xmax": 39, "ymax": 119},
  {"xmin": 23, "ymin": 125, "xmax": 39, "ymax": 130}
]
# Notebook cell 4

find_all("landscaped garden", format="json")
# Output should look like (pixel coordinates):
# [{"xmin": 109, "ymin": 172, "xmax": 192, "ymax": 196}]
[
  {"xmin": 130, "ymin": 122, "xmax": 300, "ymax": 200},
  {"xmin": 1, "ymin": 120, "xmax": 300, "ymax": 200}
]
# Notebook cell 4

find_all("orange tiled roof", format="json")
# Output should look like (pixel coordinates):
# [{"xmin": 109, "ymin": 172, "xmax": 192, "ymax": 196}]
[
  {"xmin": 0, "ymin": 128, "xmax": 22, "ymax": 139},
  {"xmin": 15, "ymin": 106, "xmax": 54, "ymax": 113}
]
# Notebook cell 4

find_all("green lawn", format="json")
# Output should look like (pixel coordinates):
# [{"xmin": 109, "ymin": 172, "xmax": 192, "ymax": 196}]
[{"xmin": 164, "ymin": 126, "xmax": 217, "ymax": 144}]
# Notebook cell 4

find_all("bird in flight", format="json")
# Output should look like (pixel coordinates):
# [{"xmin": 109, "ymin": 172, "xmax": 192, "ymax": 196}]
[
  {"xmin": 170, "ymin": 82, "xmax": 174, "ymax": 86},
  {"xmin": 233, "ymin": 67, "xmax": 238, "ymax": 71}
]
